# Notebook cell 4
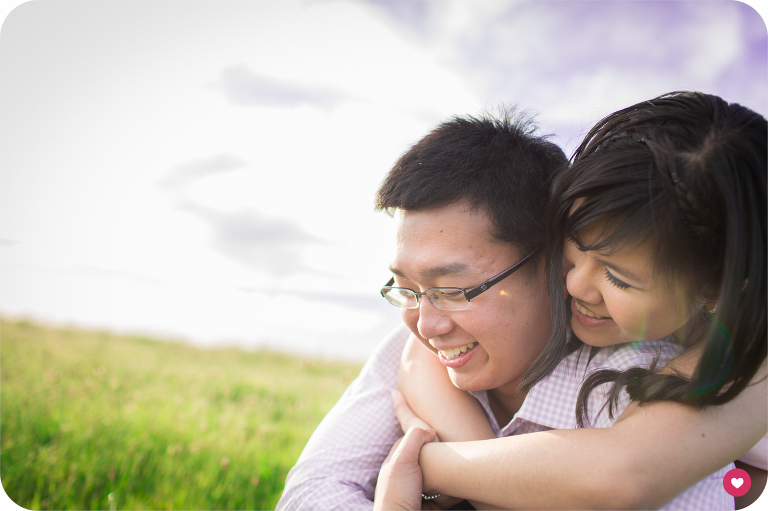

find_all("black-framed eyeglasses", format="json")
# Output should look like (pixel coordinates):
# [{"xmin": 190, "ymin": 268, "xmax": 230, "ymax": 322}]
[{"xmin": 380, "ymin": 246, "xmax": 540, "ymax": 311}]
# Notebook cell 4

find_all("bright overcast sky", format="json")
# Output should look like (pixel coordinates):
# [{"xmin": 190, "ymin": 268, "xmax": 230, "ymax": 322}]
[{"xmin": 1, "ymin": 0, "xmax": 766, "ymax": 362}]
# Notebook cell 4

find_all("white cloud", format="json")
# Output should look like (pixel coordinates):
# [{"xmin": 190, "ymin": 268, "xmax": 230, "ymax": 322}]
[{"xmin": 157, "ymin": 153, "xmax": 250, "ymax": 190}]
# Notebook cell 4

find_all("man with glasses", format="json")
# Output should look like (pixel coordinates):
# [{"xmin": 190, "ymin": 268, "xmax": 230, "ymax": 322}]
[{"xmin": 277, "ymin": 111, "xmax": 672, "ymax": 510}]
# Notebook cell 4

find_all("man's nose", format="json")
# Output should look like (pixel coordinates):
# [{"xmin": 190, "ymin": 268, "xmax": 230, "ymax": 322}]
[{"xmin": 416, "ymin": 297, "xmax": 453, "ymax": 340}]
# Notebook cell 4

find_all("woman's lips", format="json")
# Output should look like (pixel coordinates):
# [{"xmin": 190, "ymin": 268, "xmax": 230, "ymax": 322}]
[{"xmin": 571, "ymin": 298, "xmax": 611, "ymax": 327}]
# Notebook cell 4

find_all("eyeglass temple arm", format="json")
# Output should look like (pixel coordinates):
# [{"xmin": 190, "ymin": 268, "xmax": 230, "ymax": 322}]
[
  {"xmin": 464, "ymin": 246, "xmax": 541, "ymax": 301},
  {"xmin": 381, "ymin": 277, "xmax": 395, "ymax": 295}
]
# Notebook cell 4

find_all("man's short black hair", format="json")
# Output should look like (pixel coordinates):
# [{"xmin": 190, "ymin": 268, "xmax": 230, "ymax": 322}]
[{"xmin": 374, "ymin": 108, "xmax": 567, "ymax": 256}]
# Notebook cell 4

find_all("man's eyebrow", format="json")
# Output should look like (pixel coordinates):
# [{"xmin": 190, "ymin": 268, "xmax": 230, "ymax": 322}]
[
  {"xmin": 388, "ymin": 262, "xmax": 471, "ymax": 280},
  {"xmin": 420, "ymin": 262, "xmax": 471, "ymax": 279}
]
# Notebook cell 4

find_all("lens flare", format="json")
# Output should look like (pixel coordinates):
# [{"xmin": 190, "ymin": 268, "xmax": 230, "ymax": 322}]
[
  {"xmin": 636, "ymin": 312, "xmax": 649, "ymax": 342},
  {"xmin": 691, "ymin": 319, "xmax": 734, "ymax": 396}
]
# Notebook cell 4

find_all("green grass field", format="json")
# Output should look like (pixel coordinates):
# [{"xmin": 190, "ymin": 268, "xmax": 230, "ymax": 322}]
[{"xmin": 0, "ymin": 318, "xmax": 362, "ymax": 510}]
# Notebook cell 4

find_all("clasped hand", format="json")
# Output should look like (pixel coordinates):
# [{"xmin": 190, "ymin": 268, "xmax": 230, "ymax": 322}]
[{"xmin": 374, "ymin": 390, "xmax": 456, "ymax": 510}]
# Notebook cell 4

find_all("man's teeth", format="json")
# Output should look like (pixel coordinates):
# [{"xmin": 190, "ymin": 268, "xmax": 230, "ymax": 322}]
[
  {"xmin": 439, "ymin": 342, "xmax": 476, "ymax": 359},
  {"xmin": 575, "ymin": 301, "xmax": 606, "ymax": 319}
]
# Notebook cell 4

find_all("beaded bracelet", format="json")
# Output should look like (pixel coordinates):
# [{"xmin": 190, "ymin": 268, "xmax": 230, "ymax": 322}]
[{"xmin": 421, "ymin": 493, "xmax": 442, "ymax": 500}]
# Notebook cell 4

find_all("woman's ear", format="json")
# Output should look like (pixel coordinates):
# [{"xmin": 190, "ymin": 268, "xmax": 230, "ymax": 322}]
[
  {"xmin": 695, "ymin": 281, "xmax": 720, "ymax": 315},
  {"xmin": 699, "ymin": 279, "xmax": 748, "ymax": 313}
]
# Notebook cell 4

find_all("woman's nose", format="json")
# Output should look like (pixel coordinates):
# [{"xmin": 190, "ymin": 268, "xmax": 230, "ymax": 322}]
[{"xmin": 565, "ymin": 258, "xmax": 602, "ymax": 305}]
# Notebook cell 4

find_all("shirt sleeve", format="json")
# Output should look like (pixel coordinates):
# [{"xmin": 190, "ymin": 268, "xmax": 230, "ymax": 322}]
[{"xmin": 276, "ymin": 326, "xmax": 409, "ymax": 511}]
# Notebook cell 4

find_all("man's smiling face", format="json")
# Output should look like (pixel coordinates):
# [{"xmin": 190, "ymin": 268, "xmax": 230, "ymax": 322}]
[{"xmin": 389, "ymin": 201, "xmax": 552, "ymax": 396}]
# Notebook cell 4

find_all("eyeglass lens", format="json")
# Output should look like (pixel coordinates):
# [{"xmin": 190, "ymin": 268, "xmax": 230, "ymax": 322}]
[{"xmin": 381, "ymin": 287, "xmax": 470, "ymax": 311}]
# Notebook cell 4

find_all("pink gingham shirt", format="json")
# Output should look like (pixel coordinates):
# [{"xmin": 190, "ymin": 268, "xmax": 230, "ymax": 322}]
[{"xmin": 277, "ymin": 326, "xmax": 735, "ymax": 510}]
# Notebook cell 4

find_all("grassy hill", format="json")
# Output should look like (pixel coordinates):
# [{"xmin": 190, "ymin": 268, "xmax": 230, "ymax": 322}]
[{"xmin": 0, "ymin": 318, "xmax": 362, "ymax": 510}]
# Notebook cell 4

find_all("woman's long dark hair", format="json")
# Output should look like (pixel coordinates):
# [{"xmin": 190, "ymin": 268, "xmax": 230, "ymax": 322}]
[{"xmin": 520, "ymin": 92, "xmax": 767, "ymax": 426}]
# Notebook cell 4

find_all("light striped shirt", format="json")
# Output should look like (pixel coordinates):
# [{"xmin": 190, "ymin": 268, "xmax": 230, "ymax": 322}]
[{"xmin": 277, "ymin": 325, "xmax": 735, "ymax": 510}]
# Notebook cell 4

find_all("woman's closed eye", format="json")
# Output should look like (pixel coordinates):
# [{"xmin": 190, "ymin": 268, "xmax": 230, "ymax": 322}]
[
  {"xmin": 566, "ymin": 233, "xmax": 584, "ymax": 250},
  {"xmin": 604, "ymin": 267, "xmax": 631, "ymax": 289}
]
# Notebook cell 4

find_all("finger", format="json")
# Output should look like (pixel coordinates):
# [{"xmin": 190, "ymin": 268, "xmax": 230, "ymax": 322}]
[
  {"xmin": 391, "ymin": 426, "xmax": 436, "ymax": 464},
  {"xmin": 391, "ymin": 390, "xmax": 432, "ymax": 433}
]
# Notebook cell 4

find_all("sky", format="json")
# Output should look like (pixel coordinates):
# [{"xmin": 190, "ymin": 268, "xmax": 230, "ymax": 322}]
[{"xmin": 1, "ymin": 0, "xmax": 766, "ymax": 363}]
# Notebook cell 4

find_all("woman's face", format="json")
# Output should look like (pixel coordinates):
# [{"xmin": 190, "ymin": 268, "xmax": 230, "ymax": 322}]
[{"xmin": 563, "ymin": 221, "xmax": 697, "ymax": 347}]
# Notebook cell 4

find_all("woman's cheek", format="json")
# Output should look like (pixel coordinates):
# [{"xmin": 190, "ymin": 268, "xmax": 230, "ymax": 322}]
[
  {"xmin": 624, "ymin": 305, "xmax": 653, "ymax": 341},
  {"xmin": 606, "ymin": 292, "xmax": 638, "ymax": 340}
]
